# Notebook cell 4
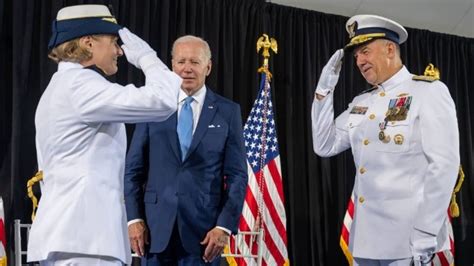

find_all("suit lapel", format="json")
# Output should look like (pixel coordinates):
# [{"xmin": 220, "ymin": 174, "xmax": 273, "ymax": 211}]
[
  {"xmin": 166, "ymin": 112, "xmax": 181, "ymax": 161},
  {"xmin": 184, "ymin": 89, "xmax": 217, "ymax": 161}
]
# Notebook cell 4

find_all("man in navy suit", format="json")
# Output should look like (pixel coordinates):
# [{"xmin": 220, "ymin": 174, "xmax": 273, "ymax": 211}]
[{"xmin": 124, "ymin": 35, "xmax": 248, "ymax": 265}]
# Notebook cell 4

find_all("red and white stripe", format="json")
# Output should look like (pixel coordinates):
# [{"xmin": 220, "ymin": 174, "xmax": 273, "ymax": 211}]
[
  {"xmin": 0, "ymin": 197, "xmax": 7, "ymax": 265},
  {"xmin": 229, "ymin": 156, "xmax": 289, "ymax": 265}
]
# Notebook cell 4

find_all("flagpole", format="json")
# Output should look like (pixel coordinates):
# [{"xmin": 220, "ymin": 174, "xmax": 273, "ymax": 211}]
[
  {"xmin": 254, "ymin": 34, "xmax": 278, "ymax": 232},
  {"xmin": 224, "ymin": 33, "xmax": 289, "ymax": 265}
]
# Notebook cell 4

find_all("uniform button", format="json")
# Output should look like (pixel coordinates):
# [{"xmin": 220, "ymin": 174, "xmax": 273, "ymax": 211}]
[
  {"xmin": 363, "ymin": 139, "xmax": 369, "ymax": 145},
  {"xmin": 369, "ymin": 114, "xmax": 376, "ymax": 120},
  {"xmin": 359, "ymin": 167, "xmax": 366, "ymax": 174},
  {"xmin": 379, "ymin": 92, "xmax": 386, "ymax": 97},
  {"xmin": 359, "ymin": 196, "xmax": 365, "ymax": 203}
]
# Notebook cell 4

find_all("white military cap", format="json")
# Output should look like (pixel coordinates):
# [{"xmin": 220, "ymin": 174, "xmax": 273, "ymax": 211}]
[
  {"xmin": 344, "ymin": 14, "xmax": 408, "ymax": 50},
  {"xmin": 48, "ymin": 4, "xmax": 122, "ymax": 50}
]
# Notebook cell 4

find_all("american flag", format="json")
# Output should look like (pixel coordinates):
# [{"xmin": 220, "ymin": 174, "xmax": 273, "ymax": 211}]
[
  {"xmin": 0, "ymin": 197, "xmax": 7, "ymax": 266},
  {"xmin": 340, "ymin": 191, "xmax": 455, "ymax": 266},
  {"xmin": 226, "ymin": 72, "xmax": 289, "ymax": 265}
]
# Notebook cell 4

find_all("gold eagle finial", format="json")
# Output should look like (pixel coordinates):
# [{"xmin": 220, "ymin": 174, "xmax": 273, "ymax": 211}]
[{"xmin": 256, "ymin": 34, "xmax": 278, "ymax": 79}]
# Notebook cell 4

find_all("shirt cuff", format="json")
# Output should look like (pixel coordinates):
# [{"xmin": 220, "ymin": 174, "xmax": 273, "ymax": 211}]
[
  {"xmin": 216, "ymin": 226, "xmax": 231, "ymax": 235},
  {"xmin": 128, "ymin": 218, "xmax": 144, "ymax": 226}
]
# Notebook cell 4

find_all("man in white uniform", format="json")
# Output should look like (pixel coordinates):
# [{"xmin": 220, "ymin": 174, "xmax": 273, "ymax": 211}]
[
  {"xmin": 27, "ymin": 4, "xmax": 182, "ymax": 265},
  {"xmin": 311, "ymin": 15, "xmax": 459, "ymax": 266}
]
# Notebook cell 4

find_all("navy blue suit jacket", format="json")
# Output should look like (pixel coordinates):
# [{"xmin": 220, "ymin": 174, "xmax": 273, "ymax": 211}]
[{"xmin": 124, "ymin": 88, "xmax": 248, "ymax": 255}]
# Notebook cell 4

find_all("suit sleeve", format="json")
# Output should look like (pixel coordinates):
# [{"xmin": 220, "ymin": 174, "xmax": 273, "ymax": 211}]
[
  {"xmin": 124, "ymin": 123, "xmax": 150, "ymax": 221},
  {"xmin": 217, "ymin": 104, "xmax": 248, "ymax": 233},
  {"xmin": 414, "ymin": 81, "xmax": 460, "ymax": 235}
]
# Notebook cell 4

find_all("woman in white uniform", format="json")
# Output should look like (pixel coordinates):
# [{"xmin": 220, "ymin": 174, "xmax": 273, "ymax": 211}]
[{"xmin": 27, "ymin": 4, "xmax": 182, "ymax": 265}]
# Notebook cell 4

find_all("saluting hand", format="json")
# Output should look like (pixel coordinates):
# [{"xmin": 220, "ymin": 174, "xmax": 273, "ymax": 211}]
[
  {"xmin": 118, "ymin": 27, "xmax": 159, "ymax": 71},
  {"xmin": 315, "ymin": 48, "xmax": 344, "ymax": 98}
]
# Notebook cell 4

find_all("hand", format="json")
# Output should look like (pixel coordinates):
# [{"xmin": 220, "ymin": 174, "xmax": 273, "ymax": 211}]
[
  {"xmin": 411, "ymin": 254, "xmax": 435, "ymax": 266},
  {"xmin": 128, "ymin": 221, "xmax": 149, "ymax": 257},
  {"xmin": 200, "ymin": 227, "xmax": 229, "ymax": 263},
  {"xmin": 315, "ymin": 49, "xmax": 344, "ymax": 97},
  {"xmin": 410, "ymin": 229, "xmax": 437, "ymax": 265},
  {"xmin": 118, "ymin": 27, "xmax": 157, "ymax": 70}
]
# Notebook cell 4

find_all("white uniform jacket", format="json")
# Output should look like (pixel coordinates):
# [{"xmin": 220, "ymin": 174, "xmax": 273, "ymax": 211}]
[
  {"xmin": 27, "ymin": 61, "xmax": 182, "ymax": 264},
  {"xmin": 311, "ymin": 66, "xmax": 459, "ymax": 259}
]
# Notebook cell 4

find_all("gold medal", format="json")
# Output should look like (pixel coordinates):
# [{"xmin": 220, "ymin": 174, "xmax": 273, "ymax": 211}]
[
  {"xmin": 379, "ymin": 131, "xmax": 385, "ymax": 141},
  {"xmin": 394, "ymin": 134, "xmax": 404, "ymax": 145},
  {"xmin": 379, "ymin": 131, "xmax": 391, "ymax": 143}
]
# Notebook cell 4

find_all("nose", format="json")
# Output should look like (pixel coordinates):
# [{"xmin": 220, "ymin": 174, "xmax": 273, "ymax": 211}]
[
  {"xmin": 117, "ymin": 47, "xmax": 124, "ymax": 57},
  {"xmin": 183, "ymin": 63, "xmax": 192, "ymax": 73},
  {"xmin": 356, "ymin": 55, "xmax": 365, "ymax": 69}
]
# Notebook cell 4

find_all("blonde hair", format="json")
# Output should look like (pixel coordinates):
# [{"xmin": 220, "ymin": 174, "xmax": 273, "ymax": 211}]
[{"xmin": 48, "ymin": 35, "xmax": 101, "ymax": 63}]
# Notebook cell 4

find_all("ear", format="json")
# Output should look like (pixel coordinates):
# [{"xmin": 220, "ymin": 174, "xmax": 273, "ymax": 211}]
[
  {"xmin": 79, "ymin": 36, "xmax": 94, "ymax": 49},
  {"xmin": 386, "ymin": 41, "xmax": 396, "ymax": 58},
  {"xmin": 206, "ymin": 59, "xmax": 212, "ymax": 76}
]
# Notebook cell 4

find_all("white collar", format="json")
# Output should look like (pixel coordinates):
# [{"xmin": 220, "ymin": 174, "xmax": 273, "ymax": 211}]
[
  {"xmin": 57, "ymin": 61, "xmax": 83, "ymax": 71},
  {"xmin": 379, "ymin": 66, "xmax": 411, "ymax": 91},
  {"xmin": 178, "ymin": 85, "xmax": 207, "ymax": 104}
]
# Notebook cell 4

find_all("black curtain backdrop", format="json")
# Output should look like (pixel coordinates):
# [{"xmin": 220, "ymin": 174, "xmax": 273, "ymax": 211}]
[{"xmin": 1, "ymin": 0, "xmax": 473, "ymax": 265}]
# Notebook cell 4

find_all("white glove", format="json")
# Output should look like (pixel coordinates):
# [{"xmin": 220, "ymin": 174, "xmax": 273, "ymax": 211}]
[
  {"xmin": 118, "ymin": 27, "xmax": 160, "ymax": 71},
  {"xmin": 315, "ymin": 49, "xmax": 344, "ymax": 96},
  {"xmin": 410, "ymin": 229, "xmax": 437, "ymax": 265}
]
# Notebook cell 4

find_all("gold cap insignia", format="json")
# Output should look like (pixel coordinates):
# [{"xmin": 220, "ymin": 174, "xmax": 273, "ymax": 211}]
[
  {"xmin": 102, "ymin": 17, "xmax": 117, "ymax": 24},
  {"xmin": 348, "ymin": 21, "xmax": 358, "ymax": 38}
]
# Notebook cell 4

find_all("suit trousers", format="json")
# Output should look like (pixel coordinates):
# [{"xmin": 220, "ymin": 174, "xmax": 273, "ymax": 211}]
[{"xmin": 141, "ymin": 223, "xmax": 220, "ymax": 266}]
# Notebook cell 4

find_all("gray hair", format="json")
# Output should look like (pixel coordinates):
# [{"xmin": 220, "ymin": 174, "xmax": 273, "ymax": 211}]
[{"xmin": 171, "ymin": 35, "xmax": 212, "ymax": 61}]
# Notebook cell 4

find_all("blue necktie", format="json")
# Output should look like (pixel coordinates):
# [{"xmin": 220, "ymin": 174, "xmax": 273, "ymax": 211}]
[{"xmin": 177, "ymin": 96, "xmax": 194, "ymax": 160}]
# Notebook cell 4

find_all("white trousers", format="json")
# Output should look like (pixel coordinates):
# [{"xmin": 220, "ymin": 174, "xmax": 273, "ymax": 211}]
[
  {"xmin": 39, "ymin": 252, "xmax": 123, "ymax": 266},
  {"xmin": 354, "ymin": 257, "xmax": 412, "ymax": 266}
]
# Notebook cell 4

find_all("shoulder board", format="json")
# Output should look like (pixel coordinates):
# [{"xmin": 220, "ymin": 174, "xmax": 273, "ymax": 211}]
[
  {"xmin": 357, "ymin": 86, "xmax": 377, "ymax": 96},
  {"xmin": 412, "ymin": 75, "xmax": 439, "ymax": 82}
]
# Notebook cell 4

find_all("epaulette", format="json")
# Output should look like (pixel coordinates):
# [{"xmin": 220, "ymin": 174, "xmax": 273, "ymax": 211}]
[
  {"xmin": 357, "ymin": 85, "xmax": 378, "ymax": 96},
  {"xmin": 412, "ymin": 75, "xmax": 439, "ymax": 82},
  {"xmin": 413, "ymin": 63, "xmax": 441, "ymax": 82}
]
